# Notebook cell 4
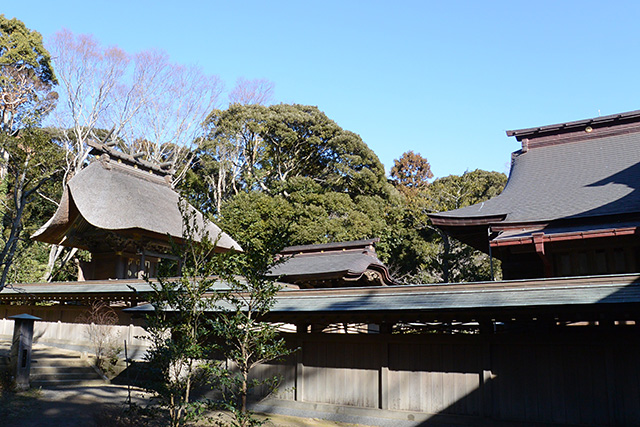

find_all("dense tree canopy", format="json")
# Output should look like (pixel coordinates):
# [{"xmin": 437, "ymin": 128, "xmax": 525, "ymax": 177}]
[
  {"xmin": 395, "ymin": 168, "xmax": 508, "ymax": 283},
  {"xmin": 180, "ymin": 102, "xmax": 509, "ymax": 284},
  {"xmin": 0, "ymin": 129, "xmax": 64, "ymax": 287},
  {"xmin": 0, "ymin": 16, "xmax": 63, "ymax": 290},
  {"xmin": 0, "ymin": 14, "xmax": 57, "ymax": 133},
  {"xmin": 219, "ymin": 179, "xmax": 393, "ymax": 250},
  {"xmin": 184, "ymin": 103, "xmax": 393, "ymax": 214}
]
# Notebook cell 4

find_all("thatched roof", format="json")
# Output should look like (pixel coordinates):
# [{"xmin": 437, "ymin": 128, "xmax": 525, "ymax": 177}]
[{"xmin": 32, "ymin": 159, "xmax": 241, "ymax": 252}]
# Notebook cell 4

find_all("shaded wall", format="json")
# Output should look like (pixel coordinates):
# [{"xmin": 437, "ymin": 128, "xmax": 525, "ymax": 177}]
[
  {"xmin": 0, "ymin": 318, "xmax": 150, "ymax": 359},
  {"xmin": 252, "ymin": 329, "xmax": 640, "ymax": 426}
]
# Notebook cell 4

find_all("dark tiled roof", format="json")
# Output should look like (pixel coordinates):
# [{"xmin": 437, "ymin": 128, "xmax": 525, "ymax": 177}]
[
  {"xmin": 270, "ymin": 251, "xmax": 385, "ymax": 277},
  {"xmin": 0, "ymin": 277, "xmax": 297, "ymax": 302},
  {"xmin": 431, "ymin": 127, "xmax": 640, "ymax": 225},
  {"xmin": 124, "ymin": 274, "xmax": 640, "ymax": 322},
  {"xmin": 280, "ymin": 239, "xmax": 379, "ymax": 254},
  {"xmin": 270, "ymin": 277, "xmax": 640, "ymax": 313},
  {"xmin": 32, "ymin": 161, "xmax": 241, "ymax": 251},
  {"xmin": 269, "ymin": 239, "xmax": 397, "ymax": 286}
]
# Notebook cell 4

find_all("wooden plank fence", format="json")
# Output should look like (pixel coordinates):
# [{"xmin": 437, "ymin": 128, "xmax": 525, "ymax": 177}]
[{"xmin": 250, "ymin": 329, "xmax": 640, "ymax": 426}]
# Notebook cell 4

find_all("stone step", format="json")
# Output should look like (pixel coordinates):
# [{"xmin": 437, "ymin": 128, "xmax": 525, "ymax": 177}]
[
  {"xmin": 30, "ymin": 371, "xmax": 102, "ymax": 381},
  {"xmin": 29, "ymin": 348, "xmax": 108, "ymax": 387},
  {"xmin": 31, "ymin": 365, "xmax": 97, "ymax": 375},
  {"xmin": 0, "ymin": 344, "xmax": 110, "ymax": 388},
  {"xmin": 31, "ymin": 363, "xmax": 95, "ymax": 374},
  {"xmin": 31, "ymin": 358, "xmax": 91, "ymax": 368},
  {"xmin": 31, "ymin": 378, "xmax": 107, "ymax": 388}
]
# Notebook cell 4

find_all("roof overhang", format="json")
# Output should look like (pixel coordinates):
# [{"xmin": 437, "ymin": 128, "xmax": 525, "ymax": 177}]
[
  {"xmin": 429, "ymin": 214, "xmax": 506, "ymax": 227},
  {"xmin": 124, "ymin": 273, "xmax": 640, "ymax": 325},
  {"xmin": 506, "ymin": 109, "xmax": 640, "ymax": 141}
]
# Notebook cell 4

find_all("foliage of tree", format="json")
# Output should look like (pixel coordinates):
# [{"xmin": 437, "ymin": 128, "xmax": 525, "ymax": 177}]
[
  {"xmin": 396, "ymin": 168, "xmax": 508, "ymax": 283},
  {"xmin": 143, "ymin": 208, "xmax": 291, "ymax": 426},
  {"xmin": 214, "ymin": 141, "xmax": 505, "ymax": 284},
  {"xmin": 0, "ymin": 17, "xmax": 63, "ymax": 290},
  {"xmin": 0, "ymin": 18, "xmax": 511, "ymax": 289},
  {"xmin": 0, "ymin": 129, "xmax": 64, "ymax": 289},
  {"xmin": 209, "ymin": 234, "xmax": 293, "ymax": 427},
  {"xmin": 0, "ymin": 14, "xmax": 57, "ymax": 134},
  {"xmin": 426, "ymin": 169, "xmax": 507, "ymax": 212},
  {"xmin": 219, "ymin": 177, "xmax": 393, "ymax": 252},
  {"xmin": 186, "ymin": 104, "xmax": 392, "ymax": 215},
  {"xmin": 390, "ymin": 150, "xmax": 433, "ymax": 195},
  {"xmin": 143, "ymin": 211, "xmax": 226, "ymax": 426}
]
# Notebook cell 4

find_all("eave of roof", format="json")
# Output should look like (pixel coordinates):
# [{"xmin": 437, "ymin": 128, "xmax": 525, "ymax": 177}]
[
  {"xmin": 269, "ymin": 250, "xmax": 397, "ymax": 286},
  {"xmin": 123, "ymin": 273, "xmax": 640, "ymax": 323},
  {"xmin": 4, "ymin": 274, "xmax": 638, "ymax": 323},
  {"xmin": 270, "ymin": 251, "xmax": 384, "ymax": 276},
  {"xmin": 280, "ymin": 238, "xmax": 380, "ymax": 254},
  {"xmin": 0, "ymin": 277, "xmax": 296, "ymax": 302},
  {"xmin": 506, "ymin": 109, "xmax": 640, "ymax": 140}
]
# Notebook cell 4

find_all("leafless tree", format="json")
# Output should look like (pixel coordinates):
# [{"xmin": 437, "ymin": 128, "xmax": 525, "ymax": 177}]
[
  {"xmin": 41, "ymin": 30, "xmax": 223, "ymax": 281},
  {"xmin": 76, "ymin": 301, "xmax": 122, "ymax": 374},
  {"xmin": 119, "ymin": 54, "xmax": 224, "ymax": 185},
  {"xmin": 228, "ymin": 77, "xmax": 274, "ymax": 106}
]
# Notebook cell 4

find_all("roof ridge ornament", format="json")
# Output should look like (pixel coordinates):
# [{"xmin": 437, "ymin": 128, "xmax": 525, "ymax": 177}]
[{"xmin": 87, "ymin": 140, "xmax": 174, "ymax": 179}]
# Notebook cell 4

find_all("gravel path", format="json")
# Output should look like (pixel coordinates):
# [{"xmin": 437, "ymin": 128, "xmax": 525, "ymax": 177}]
[
  {"xmin": 2, "ymin": 384, "xmax": 370, "ymax": 427},
  {"xmin": 2, "ymin": 384, "xmax": 149, "ymax": 427}
]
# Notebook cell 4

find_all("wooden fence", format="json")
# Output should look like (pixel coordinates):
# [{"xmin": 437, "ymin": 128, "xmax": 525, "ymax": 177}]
[{"xmin": 251, "ymin": 329, "xmax": 640, "ymax": 426}]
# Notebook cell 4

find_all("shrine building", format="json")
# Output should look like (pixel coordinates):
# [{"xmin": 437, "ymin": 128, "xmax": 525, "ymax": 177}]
[
  {"xmin": 31, "ymin": 140, "xmax": 241, "ymax": 280},
  {"xmin": 430, "ymin": 110, "xmax": 640, "ymax": 279}
]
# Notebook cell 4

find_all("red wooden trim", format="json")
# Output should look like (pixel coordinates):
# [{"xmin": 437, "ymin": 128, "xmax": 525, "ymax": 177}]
[{"xmin": 490, "ymin": 227, "xmax": 638, "ymax": 247}]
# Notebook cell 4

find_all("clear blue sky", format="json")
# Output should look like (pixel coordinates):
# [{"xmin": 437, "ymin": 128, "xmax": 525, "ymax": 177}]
[{"xmin": 5, "ymin": 1, "xmax": 640, "ymax": 178}]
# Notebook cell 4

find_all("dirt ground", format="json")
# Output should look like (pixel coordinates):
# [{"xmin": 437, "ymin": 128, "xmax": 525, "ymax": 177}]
[{"xmin": 0, "ymin": 384, "xmax": 371, "ymax": 427}]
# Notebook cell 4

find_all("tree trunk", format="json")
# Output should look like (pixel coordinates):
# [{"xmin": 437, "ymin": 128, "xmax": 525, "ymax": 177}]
[
  {"xmin": 42, "ymin": 244, "xmax": 64, "ymax": 282},
  {"xmin": 241, "ymin": 369, "xmax": 248, "ymax": 426},
  {"xmin": 0, "ymin": 154, "xmax": 31, "ymax": 290}
]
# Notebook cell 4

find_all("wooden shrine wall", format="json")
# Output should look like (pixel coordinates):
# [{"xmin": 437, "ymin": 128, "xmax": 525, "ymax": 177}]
[{"xmin": 251, "ymin": 329, "xmax": 640, "ymax": 426}]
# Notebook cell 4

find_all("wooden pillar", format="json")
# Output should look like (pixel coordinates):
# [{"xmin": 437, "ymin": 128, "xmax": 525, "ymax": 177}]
[
  {"xmin": 604, "ymin": 345, "xmax": 620, "ymax": 424},
  {"xmin": 379, "ymin": 337, "xmax": 389, "ymax": 410},
  {"xmin": 294, "ymin": 327, "xmax": 306, "ymax": 402},
  {"xmin": 138, "ymin": 251, "xmax": 146, "ymax": 279},
  {"xmin": 480, "ymin": 338, "xmax": 494, "ymax": 418}
]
